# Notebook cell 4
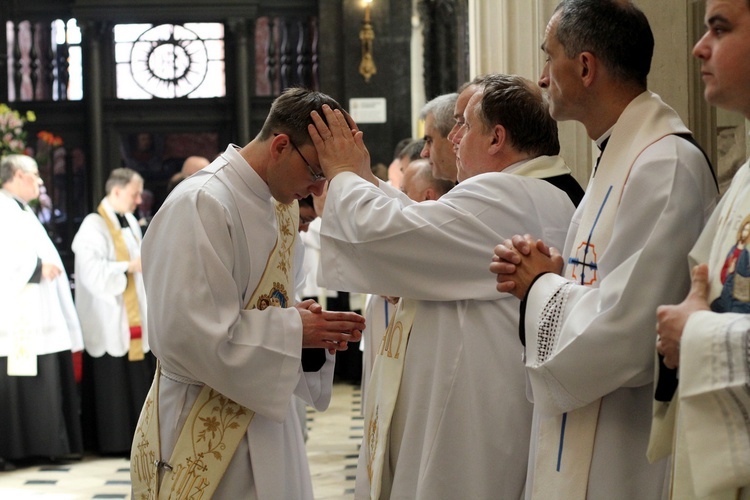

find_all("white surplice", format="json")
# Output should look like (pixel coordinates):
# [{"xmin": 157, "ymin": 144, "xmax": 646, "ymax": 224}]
[
  {"xmin": 0, "ymin": 189, "xmax": 83, "ymax": 356},
  {"xmin": 141, "ymin": 144, "xmax": 334, "ymax": 500},
  {"xmin": 72, "ymin": 197, "xmax": 148, "ymax": 357},
  {"xmin": 661, "ymin": 160, "xmax": 750, "ymax": 499},
  {"xmin": 521, "ymin": 94, "xmax": 718, "ymax": 499},
  {"xmin": 319, "ymin": 158, "xmax": 576, "ymax": 499}
]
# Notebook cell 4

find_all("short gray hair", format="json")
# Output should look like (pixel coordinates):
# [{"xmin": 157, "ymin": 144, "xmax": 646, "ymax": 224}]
[
  {"xmin": 553, "ymin": 0, "xmax": 653, "ymax": 88},
  {"xmin": 0, "ymin": 154, "xmax": 38, "ymax": 185},
  {"xmin": 420, "ymin": 93, "xmax": 459, "ymax": 137}
]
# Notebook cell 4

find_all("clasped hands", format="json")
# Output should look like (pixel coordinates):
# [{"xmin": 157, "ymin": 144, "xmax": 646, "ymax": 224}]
[
  {"xmin": 295, "ymin": 299, "xmax": 365, "ymax": 355},
  {"xmin": 494, "ymin": 236, "xmax": 713, "ymax": 369},
  {"xmin": 490, "ymin": 234, "xmax": 564, "ymax": 299},
  {"xmin": 309, "ymin": 105, "xmax": 377, "ymax": 184}
]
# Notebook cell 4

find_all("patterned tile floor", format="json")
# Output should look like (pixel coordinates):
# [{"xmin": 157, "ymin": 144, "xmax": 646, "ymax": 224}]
[{"xmin": 0, "ymin": 382, "xmax": 363, "ymax": 499}]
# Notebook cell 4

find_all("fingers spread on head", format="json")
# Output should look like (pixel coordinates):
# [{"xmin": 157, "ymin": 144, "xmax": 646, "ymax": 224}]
[
  {"xmin": 353, "ymin": 131, "xmax": 367, "ymax": 149},
  {"xmin": 332, "ymin": 107, "xmax": 350, "ymax": 131},
  {"xmin": 308, "ymin": 119, "xmax": 325, "ymax": 146},
  {"xmin": 319, "ymin": 105, "xmax": 341, "ymax": 137}
]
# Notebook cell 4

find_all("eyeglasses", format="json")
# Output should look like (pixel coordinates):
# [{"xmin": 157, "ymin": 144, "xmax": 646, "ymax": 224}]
[{"xmin": 274, "ymin": 133, "xmax": 326, "ymax": 182}]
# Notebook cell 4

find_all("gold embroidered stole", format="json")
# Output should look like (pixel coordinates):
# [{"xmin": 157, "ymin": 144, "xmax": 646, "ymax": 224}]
[
  {"xmin": 532, "ymin": 92, "xmax": 689, "ymax": 500},
  {"xmin": 97, "ymin": 203, "xmax": 144, "ymax": 361},
  {"xmin": 130, "ymin": 200, "xmax": 298, "ymax": 500},
  {"xmin": 362, "ymin": 298, "xmax": 418, "ymax": 500}
]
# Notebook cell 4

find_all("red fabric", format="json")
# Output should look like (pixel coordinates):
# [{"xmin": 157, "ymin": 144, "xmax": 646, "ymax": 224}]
[
  {"xmin": 72, "ymin": 350, "xmax": 83, "ymax": 383},
  {"xmin": 130, "ymin": 325, "xmax": 142, "ymax": 340}
]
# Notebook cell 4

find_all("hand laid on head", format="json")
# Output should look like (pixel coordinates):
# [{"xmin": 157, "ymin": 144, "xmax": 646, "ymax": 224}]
[
  {"xmin": 41, "ymin": 262, "xmax": 62, "ymax": 281},
  {"xmin": 295, "ymin": 299, "xmax": 365, "ymax": 355},
  {"xmin": 309, "ymin": 105, "xmax": 375, "ymax": 183},
  {"xmin": 489, "ymin": 234, "xmax": 563, "ymax": 299},
  {"xmin": 656, "ymin": 264, "xmax": 710, "ymax": 369}
]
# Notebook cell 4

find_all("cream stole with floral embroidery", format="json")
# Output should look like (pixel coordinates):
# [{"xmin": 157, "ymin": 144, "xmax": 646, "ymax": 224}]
[
  {"xmin": 361, "ymin": 298, "xmax": 418, "ymax": 500},
  {"xmin": 131, "ymin": 201, "xmax": 298, "ymax": 500}
]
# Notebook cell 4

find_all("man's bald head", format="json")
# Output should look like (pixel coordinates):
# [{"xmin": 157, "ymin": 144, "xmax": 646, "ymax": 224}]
[
  {"xmin": 400, "ymin": 158, "xmax": 454, "ymax": 202},
  {"xmin": 181, "ymin": 156, "xmax": 211, "ymax": 177}
]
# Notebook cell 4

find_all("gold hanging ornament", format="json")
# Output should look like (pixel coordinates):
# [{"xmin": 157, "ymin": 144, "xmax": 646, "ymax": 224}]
[{"xmin": 359, "ymin": 0, "xmax": 377, "ymax": 82}]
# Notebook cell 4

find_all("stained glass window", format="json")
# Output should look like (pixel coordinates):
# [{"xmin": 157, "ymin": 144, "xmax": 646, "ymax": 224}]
[{"xmin": 114, "ymin": 23, "xmax": 225, "ymax": 99}]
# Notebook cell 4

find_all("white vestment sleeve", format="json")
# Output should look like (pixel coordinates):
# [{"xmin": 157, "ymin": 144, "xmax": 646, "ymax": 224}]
[
  {"xmin": 294, "ymin": 236, "xmax": 306, "ymax": 301},
  {"xmin": 375, "ymin": 177, "xmax": 418, "ymax": 206},
  {"xmin": 294, "ymin": 352, "xmax": 335, "ymax": 410},
  {"xmin": 320, "ymin": 171, "xmax": 570, "ymax": 302},
  {"xmin": 293, "ymin": 234, "xmax": 335, "ymax": 410},
  {"xmin": 679, "ymin": 311, "xmax": 750, "ymax": 496}
]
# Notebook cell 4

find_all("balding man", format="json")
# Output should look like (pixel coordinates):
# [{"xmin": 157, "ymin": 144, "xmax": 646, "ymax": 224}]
[
  {"xmin": 400, "ymin": 158, "xmax": 454, "ymax": 202},
  {"xmin": 181, "ymin": 155, "xmax": 210, "ymax": 177}
]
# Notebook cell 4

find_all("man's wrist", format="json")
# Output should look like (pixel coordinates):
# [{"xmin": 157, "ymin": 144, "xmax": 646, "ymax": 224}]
[{"xmin": 325, "ymin": 165, "xmax": 357, "ymax": 179}]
